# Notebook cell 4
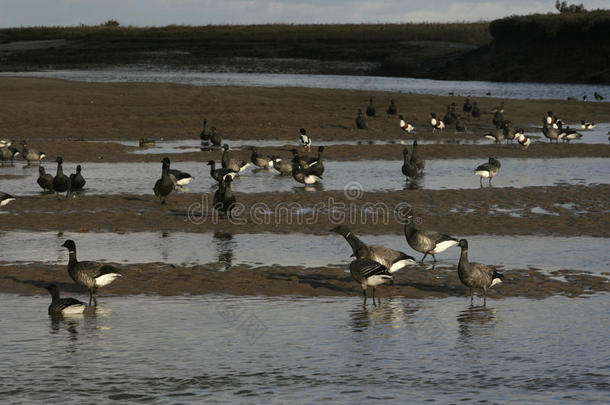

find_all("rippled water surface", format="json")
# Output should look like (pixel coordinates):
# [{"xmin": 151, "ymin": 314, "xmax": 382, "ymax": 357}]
[
  {"xmin": 1, "ymin": 293, "xmax": 608, "ymax": 404},
  {"xmin": 2, "ymin": 70, "xmax": 610, "ymax": 101}
]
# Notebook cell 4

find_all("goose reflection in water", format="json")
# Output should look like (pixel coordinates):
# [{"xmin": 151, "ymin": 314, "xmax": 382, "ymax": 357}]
[
  {"xmin": 213, "ymin": 231, "xmax": 235, "ymax": 270},
  {"xmin": 457, "ymin": 305, "xmax": 498, "ymax": 342},
  {"xmin": 404, "ymin": 178, "xmax": 420, "ymax": 190},
  {"xmin": 348, "ymin": 300, "xmax": 420, "ymax": 333}
]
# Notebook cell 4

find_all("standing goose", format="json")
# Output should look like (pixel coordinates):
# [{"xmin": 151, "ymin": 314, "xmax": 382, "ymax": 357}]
[
  {"xmin": 471, "ymin": 101, "xmax": 480, "ymax": 119},
  {"xmin": 251, "ymin": 147, "xmax": 274, "ymax": 169},
  {"xmin": 292, "ymin": 159, "xmax": 322, "ymax": 185},
  {"xmin": 556, "ymin": 122, "xmax": 583, "ymax": 143},
  {"xmin": 410, "ymin": 140, "xmax": 424, "ymax": 171},
  {"xmin": 398, "ymin": 115, "xmax": 415, "ymax": 133},
  {"xmin": 400, "ymin": 207, "xmax": 458, "ymax": 263},
  {"xmin": 492, "ymin": 109, "xmax": 505, "ymax": 129},
  {"xmin": 153, "ymin": 157, "xmax": 174, "ymax": 204},
  {"xmin": 45, "ymin": 284, "xmax": 86, "ymax": 315},
  {"xmin": 207, "ymin": 160, "xmax": 237, "ymax": 182},
  {"xmin": 457, "ymin": 239, "xmax": 504, "ymax": 305},
  {"xmin": 366, "ymin": 97, "xmax": 376, "ymax": 117},
  {"xmin": 542, "ymin": 120, "xmax": 560, "ymax": 143},
  {"xmin": 455, "ymin": 116, "xmax": 467, "ymax": 132},
  {"xmin": 213, "ymin": 176, "xmax": 236, "ymax": 218},
  {"xmin": 21, "ymin": 141, "xmax": 46, "ymax": 165},
  {"xmin": 52, "ymin": 157, "xmax": 71, "ymax": 198},
  {"xmin": 349, "ymin": 258, "xmax": 394, "ymax": 306},
  {"xmin": 290, "ymin": 148, "xmax": 317, "ymax": 169},
  {"xmin": 401, "ymin": 148, "xmax": 419, "ymax": 179},
  {"xmin": 37, "ymin": 166, "xmax": 54, "ymax": 192},
  {"xmin": 210, "ymin": 126, "xmax": 222, "ymax": 147},
  {"xmin": 462, "ymin": 98, "xmax": 472, "ymax": 113},
  {"xmin": 199, "ymin": 118, "xmax": 210, "ymax": 143},
  {"xmin": 0, "ymin": 192, "xmax": 16, "ymax": 206},
  {"xmin": 69, "ymin": 165, "xmax": 86, "ymax": 191},
  {"xmin": 355, "ymin": 109, "xmax": 368, "ymax": 129},
  {"xmin": 330, "ymin": 225, "xmax": 416, "ymax": 273},
  {"xmin": 429, "ymin": 113, "xmax": 445, "ymax": 133},
  {"xmin": 298, "ymin": 128, "xmax": 311, "ymax": 152},
  {"xmin": 443, "ymin": 105, "xmax": 455, "ymax": 126},
  {"xmin": 221, "ymin": 144, "xmax": 250, "ymax": 173},
  {"xmin": 0, "ymin": 146, "xmax": 20, "ymax": 165},
  {"xmin": 386, "ymin": 99, "xmax": 397, "ymax": 116},
  {"xmin": 306, "ymin": 146, "xmax": 325, "ymax": 177},
  {"xmin": 62, "ymin": 240, "xmax": 122, "ymax": 305},
  {"xmin": 475, "ymin": 157, "xmax": 501, "ymax": 187},
  {"xmin": 270, "ymin": 156, "xmax": 294, "ymax": 176}
]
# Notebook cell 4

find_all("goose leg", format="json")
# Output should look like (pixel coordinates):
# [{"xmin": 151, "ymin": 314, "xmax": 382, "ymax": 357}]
[
  {"xmin": 362, "ymin": 288, "xmax": 367, "ymax": 306},
  {"xmin": 470, "ymin": 288, "xmax": 473, "ymax": 305},
  {"xmin": 432, "ymin": 254, "xmax": 437, "ymax": 263},
  {"xmin": 88, "ymin": 289, "xmax": 93, "ymax": 306},
  {"xmin": 420, "ymin": 253, "xmax": 428, "ymax": 263},
  {"xmin": 483, "ymin": 288, "xmax": 487, "ymax": 306},
  {"xmin": 489, "ymin": 178, "xmax": 493, "ymax": 187},
  {"xmin": 480, "ymin": 177, "xmax": 483, "ymax": 187},
  {"xmin": 372, "ymin": 288, "xmax": 377, "ymax": 306}
]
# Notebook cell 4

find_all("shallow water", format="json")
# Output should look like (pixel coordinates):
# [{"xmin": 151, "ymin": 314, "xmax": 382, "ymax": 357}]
[
  {"xmin": 0, "ymin": 158, "xmax": 607, "ymax": 195},
  {"xmin": 1, "ymin": 231, "xmax": 608, "ymax": 274},
  {"xmin": 2, "ymin": 69, "xmax": 609, "ymax": 101},
  {"xmin": 1, "ymin": 293, "xmax": 608, "ymax": 404},
  {"xmin": 525, "ymin": 122, "xmax": 610, "ymax": 145}
]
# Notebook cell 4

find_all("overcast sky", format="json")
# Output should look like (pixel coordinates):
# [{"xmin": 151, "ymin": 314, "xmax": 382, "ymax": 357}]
[{"xmin": 0, "ymin": 0, "xmax": 607, "ymax": 28}]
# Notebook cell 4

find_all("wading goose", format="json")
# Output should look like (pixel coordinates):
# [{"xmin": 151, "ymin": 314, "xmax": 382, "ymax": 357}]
[
  {"xmin": 168, "ymin": 167, "xmax": 193, "ymax": 187},
  {"xmin": 330, "ymin": 225, "xmax": 416, "ymax": 273},
  {"xmin": 0, "ymin": 192, "xmax": 15, "ymax": 206},
  {"xmin": 386, "ymin": 99, "xmax": 397, "ymax": 116},
  {"xmin": 21, "ymin": 141, "xmax": 46, "ymax": 165},
  {"xmin": 52, "ymin": 157, "xmax": 71, "ymax": 198},
  {"xmin": 221, "ymin": 144, "xmax": 250, "ymax": 173},
  {"xmin": 402, "ymin": 148, "xmax": 419, "ymax": 179},
  {"xmin": 429, "ymin": 113, "xmax": 445, "ymax": 133},
  {"xmin": 139, "ymin": 138, "xmax": 156, "ymax": 148},
  {"xmin": 69, "ymin": 165, "xmax": 86, "ymax": 191},
  {"xmin": 443, "ymin": 104, "xmax": 456, "ymax": 126},
  {"xmin": 355, "ymin": 109, "xmax": 368, "ymax": 129},
  {"xmin": 580, "ymin": 120, "xmax": 595, "ymax": 130},
  {"xmin": 298, "ymin": 128, "xmax": 312, "ymax": 152},
  {"xmin": 213, "ymin": 176, "xmax": 236, "ymax": 218},
  {"xmin": 0, "ymin": 146, "xmax": 20, "ymax": 165},
  {"xmin": 270, "ymin": 156, "xmax": 294, "ymax": 176},
  {"xmin": 398, "ymin": 115, "xmax": 415, "ymax": 133},
  {"xmin": 292, "ymin": 159, "xmax": 322, "ymax": 185},
  {"xmin": 306, "ymin": 146, "xmax": 325, "ymax": 177},
  {"xmin": 517, "ymin": 132, "xmax": 531, "ymax": 150},
  {"xmin": 207, "ymin": 160, "xmax": 237, "ymax": 182},
  {"xmin": 62, "ymin": 239, "xmax": 122, "ymax": 306},
  {"xmin": 457, "ymin": 239, "xmax": 504, "ymax": 305},
  {"xmin": 199, "ymin": 118, "xmax": 210, "ymax": 143},
  {"xmin": 475, "ymin": 157, "xmax": 501, "ymax": 187},
  {"xmin": 542, "ymin": 121, "xmax": 560, "ymax": 143},
  {"xmin": 471, "ymin": 101, "xmax": 480, "ymax": 119},
  {"xmin": 366, "ymin": 97, "xmax": 376, "ymax": 117},
  {"xmin": 210, "ymin": 126, "xmax": 222, "ymax": 147},
  {"xmin": 410, "ymin": 140, "xmax": 424, "ymax": 171},
  {"xmin": 349, "ymin": 258, "xmax": 394, "ymax": 306},
  {"xmin": 400, "ymin": 207, "xmax": 458, "ymax": 263},
  {"xmin": 45, "ymin": 284, "xmax": 86, "ymax": 315},
  {"xmin": 153, "ymin": 157, "xmax": 174, "ymax": 204},
  {"xmin": 37, "ymin": 166, "xmax": 54, "ymax": 191},
  {"xmin": 251, "ymin": 147, "xmax": 274, "ymax": 169},
  {"xmin": 462, "ymin": 98, "xmax": 472, "ymax": 113},
  {"xmin": 290, "ymin": 148, "xmax": 317, "ymax": 169},
  {"xmin": 484, "ymin": 125, "xmax": 506, "ymax": 144}
]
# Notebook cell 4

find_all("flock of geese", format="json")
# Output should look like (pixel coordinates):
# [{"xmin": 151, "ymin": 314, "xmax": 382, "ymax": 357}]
[{"xmin": 0, "ymin": 95, "xmax": 604, "ymax": 313}]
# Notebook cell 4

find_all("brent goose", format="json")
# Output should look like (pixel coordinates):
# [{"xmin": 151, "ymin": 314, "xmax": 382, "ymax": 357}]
[
  {"xmin": 349, "ymin": 258, "xmax": 394, "ymax": 306},
  {"xmin": 492, "ymin": 110, "xmax": 505, "ymax": 129},
  {"xmin": 200, "ymin": 118, "xmax": 210, "ymax": 143},
  {"xmin": 402, "ymin": 148, "xmax": 419, "ymax": 180},
  {"xmin": 306, "ymin": 146, "xmax": 325, "ymax": 177},
  {"xmin": 355, "ymin": 109, "xmax": 368, "ymax": 129},
  {"xmin": 62, "ymin": 239, "xmax": 122, "ymax": 305},
  {"xmin": 386, "ymin": 99, "xmax": 397, "ymax": 116},
  {"xmin": 542, "ymin": 120, "xmax": 560, "ymax": 143},
  {"xmin": 21, "ymin": 141, "xmax": 46, "ymax": 165},
  {"xmin": 221, "ymin": 144, "xmax": 250, "ymax": 173},
  {"xmin": 455, "ymin": 116, "xmax": 467, "ymax": 132},
  {"xmin": 270, "ymin": 156, "xmax": 294, "ymax": 176},
  {"xmin": 462, "ymin": 98, "xmax": 472, "ymax": 113},
  {"xmin": 366, "ymin": 97, "xmax": 376, "ymax": 117},
  {"xmin": 0, "ymin": 146, "xmax": 20, "ymax": 165},
  {"xmin": 398, "ymin": 115, "xmax": 415, "ymax": 133},
  {"xmin": 471, "ymin": 101, "xmax": 480, "ymax": 119},
  {"xmin": 168, "ymin": 167, "xmax": 193, "ymax": 187},
  {"xmin": 37, "ymin": 166, "xmax": 54, "ymax": 191},
  {"xmin": 251, "ymin": 147, "xmax": 274, "ymax": 169},
  {"xmin": 399, "ymin": 207, "xmax": 458, "ymax": 263},
  {"xmin": 298, "ymin": 128, "xmax": 312, "ymax": 152},
  {"xmin": 558, "ymin": 126, "xmax": 583, "ymax": 143},
  {"xmin": 580, "ymin": 120, "xmax": 595, "ymax": 130},
  {"xmin": 207, "ymin": 160, "xmax": 237, "ymax": 182},
  {"xmin": 331, "ymin": 225, "xmax": 416, "ymax": 273},
  {"xmin": 139, "ymin": 138, "xmax": 156, "ymax": 148},
  {"xmin": 210, "ymin": 126, "xmax": 222, "ymax": 147},
  {"xmin": 475, "ymin": 157, "xmax": 501, "ymax": 186},
  {"xmin": 443, "ymin": 105, "xmax": 456, "ymax": 126},
  {"xmin": 517, "ymin": 132, "xmax": 531, "ymax": 150},
  {"xmin": 484, "ymin": 124, "xmax": 506, "ymax": 144},
  {"xmin": 292, "ymin": 159, "xmax": 322, "ymax": 185},
  {"xmin": 52, "ymin": 157, "xmax": 71, "ymax": 198},
  {"xmin": 153, "ymin": 157, "xmax": 174, "ymax": 204},
  {"xmin": 594, "ymin": 92, "xmax": 604, "ymax": 101},
  {"xmin": 0, "ymin": 192, "xmax": 15, "ymax": 206},
  {"xmin": 45, "ymin": 284, "xmax": 86, "ymax": 315},
  {"xmin": 290, "ymin": 148, "xmax": 317, "ymax": 168},
  {"xmin": 69, "ymin": 165, "xmax": 86, "ymax": 191},
  {"xmin": 213, "ymin": 176, "xmax": 237, "ymax": 218},
  {"xmin": 410, "ymin": 140, "xmax": 424, "ymax": 171},
  {"xmin": 429, "ymin": 113, "xmax": 445, "ymax": 133},
  {"xmin": 457, "ymin": 239, "xmax": 504, "ymax": 304}
]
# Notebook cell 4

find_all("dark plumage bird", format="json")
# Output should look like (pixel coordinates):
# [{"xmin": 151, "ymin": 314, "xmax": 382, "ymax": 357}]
[
  {"xmin": 292, "ymin": 158, "xmax": 322, "ymax": 185},
  {"xmin": 199, "ymin": 118, "xmax": 210, "ymax": 143},
  {"xmin": 400, "ymin": 207, "xmax": 458, "ymax": 263},
  {"xmin": 37, "ymin": 166, "xmax": 54, "ymax": 192},
  {"xmin": 580, "ymin": 120, "xmax": 595, "ymax": 130},
  {"xmin": 492, "ymin": 110, "xmax": 505, "ymax": 129},
  {"xmin": 475, "ymin": 157, "xmax": 501, "ymax": 187},
  {"xmin": 306, "ymin": 146, "xmax": 325, "ymax": 177},
  {"xmin": 45, "ymin": 284, "xmax": 86, "ymax": 316},
  {"xmin": 213, "ymin": 176, "xmax": 237, "ymax": 218},
  {"xmin": 410, "ymin": 140, "xmax": 424, "ymax": 171},
  {"xmin": 21, "ymin": 141, "xmax": 46, "ymax": 165},
  {"xmin": 462, "ymin": 98, "xmax": 472, "ymax": 113},
  {"xmin": 455, "ymin": 116, "xmax": 467, "ymax": 132},
  {"xmin": 210, "ymin": 126, "xmax": 222, "ymax": 147},
  {"xmin": 0, "ymin": 146, "xmax": 20, "ymax": 165},
  {"xmin": 366, "ymin": 97, "xmax": 376, "ymax": 117},
  {"xmin": 270, "ymin": 156, "xmax": 294, "ymax": 176},
  {"xmin": 62, "ymin": 239, "xmax": 122, "ymax": 306},
  {"xmin": 594, "ymin": 92, "xmax": 604, "ymax": 101},
  {"xmin": 355, "ymin": 109, "xmax": 368, "ymax": 129},
  {"xmin": 139, "ymin": 138, "xmax": 156, "ymax": 148},
  {"xmin": 0, "ymin": 192, "xmax": 16, "ymax": 207},
  {"xmin": 443, "ymin": 104, "xmax": 456, "ymax": 126},
  {"xmin": 349, "ymin": 258, "xmax": 394, "ymax": 306},
  {"xmin": 471, "ymin": 101, "xmax": 480, "ymax": 119},
  {"xmin": 251, "ymin": 147, "xmax": 274, "ymax": 169},
  {"xmin": 69, "ymin": 165, "xmax": 86, "ymax": 191},
  {"xmin": 52, "ymin": 157, "xmax": 71, "ymax": 198},
  {"xmin": 457, "ymin": 239, "xmax": 504, "ymax": 305},
  {"xmin": 386, "ymin": 99, "xmax": 397, "ymax": 116},
  {"xmin": 221, "ymin": 144, "xmax": 250, "ymax": 173},
  {"xmin": 401, "ymin": 148, "xmax": 419, "ymax": 180},
  {"xmin": 153, "ymin": 157, "xmax": 174, "ymax": 204},
  {"xmin": 542, "ymin": 120, "xmax": 560, "ymax": 143},
  {"xmin": 168, "ymin": 167, "xmax": 193, "ymax": 187},
  {"xmin": 207, "ymin": 160, "xmax": 237, "ymax": 182},
  {"xmin": 298, "ymin": 128, "xmax": 312, "ymax": 152},
  {"xmin": 330, "ymin": 225, "xmax": 416, "ymax": 274},
  {"xmin": 484, "ymin": 121, "xmax": 507, "ymax": 144}
]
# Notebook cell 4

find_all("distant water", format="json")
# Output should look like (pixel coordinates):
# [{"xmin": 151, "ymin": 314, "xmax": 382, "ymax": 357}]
[
  {"xmin": 1, "ymin": 294, "xmax": 608, "ymax": 404},
  {"xmin": 2, "ymin": 69, "xmax": 609, "ymax": 101}
]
